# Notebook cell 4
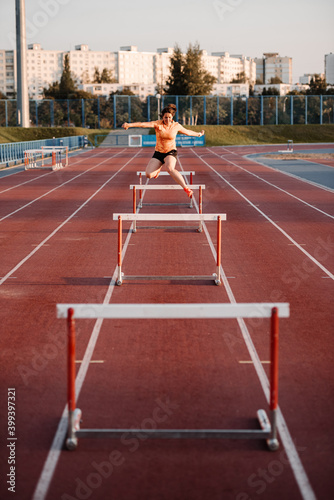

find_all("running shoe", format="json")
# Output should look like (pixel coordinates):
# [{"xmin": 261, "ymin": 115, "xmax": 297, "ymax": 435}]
[{"xmin": 184, "ymin": 186, "xmax": 193, "ymax": 198}]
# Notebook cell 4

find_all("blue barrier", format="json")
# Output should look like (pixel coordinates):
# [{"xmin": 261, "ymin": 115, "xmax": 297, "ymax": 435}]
[
  {"xmin": 0, "ymin": 135, "xmax": 86, "ymax": 167},
  {"xmin": 142, "ymin": 135, "xmax": 205, "ymax": 147}
]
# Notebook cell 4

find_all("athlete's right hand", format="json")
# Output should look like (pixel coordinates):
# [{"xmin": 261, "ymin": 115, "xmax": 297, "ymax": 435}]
[{"xmin": 122, "ymin": 123, "xmax": 129, "ymax": 130}]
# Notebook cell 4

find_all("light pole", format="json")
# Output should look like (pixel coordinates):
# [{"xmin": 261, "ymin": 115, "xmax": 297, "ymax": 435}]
[
  {"xmin": 156, "ymin": 93, "xmax": 161, "ymax": 119},
  {"xmin": 15, "ymin": 0, "xmax": 30, "ymax": 127}
]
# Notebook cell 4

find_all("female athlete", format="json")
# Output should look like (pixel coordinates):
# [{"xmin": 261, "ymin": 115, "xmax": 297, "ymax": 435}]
[{"xmin": 122, "ymin": 104, "xmax": 204, "ymax": 198}]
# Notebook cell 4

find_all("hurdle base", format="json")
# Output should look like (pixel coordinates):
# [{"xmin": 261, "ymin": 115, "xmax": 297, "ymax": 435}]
[
  {"xmin": 66, "ymin": 408, "xmax": 82, "ymax": 451},
  {"xmin": 116, "ymin": 273, "xmax": 220, "ymax": 286},
  {"xmin": 67, "ymin": 409, "xmax": 278, "ymax": 450}
]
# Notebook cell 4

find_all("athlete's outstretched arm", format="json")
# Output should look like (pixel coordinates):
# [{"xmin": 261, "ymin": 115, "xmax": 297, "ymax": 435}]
[
  {"xmin": 177, "ymin": 124, "xmax": 205, "ymax": 137},
  {"xmin": 122, "ymin": 121, "xmax": 157, "ymax": 130}
]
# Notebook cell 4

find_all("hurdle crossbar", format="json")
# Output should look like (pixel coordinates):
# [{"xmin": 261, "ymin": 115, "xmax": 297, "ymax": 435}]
[
  {"xmin": 131, "ymin": 184, "xmax": 205, "ymax": 216},
  {"xmin": 56, "ymin": 302, "xmax": 289, "ymax": 450},
  {"xmin": 113, "ymin": 213, "xmax": 225, "ymax": 286},
  {"xmin": 135, "ymin": 172, "xmax": 197, "ymax": 210}
]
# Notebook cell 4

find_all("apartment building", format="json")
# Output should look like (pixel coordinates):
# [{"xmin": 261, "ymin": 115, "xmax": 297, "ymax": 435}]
[
  {"xmin": 255, "ymin": 53, "xmax": 292, "ymax": 84},
  {"xmin": 26, "ymin": 44, "xmax": 63, "ymax": 99},
  {"xmin": 67, "ymin": 44, "xmax": 116, "ymax": 85},
  {"xmin": 212, "ymin": 52, "xmax": 256, "ymax": 84},
  {"xmin": 0, "ymin": 44, "xmax": 264, "ymax": 99},
  {"xmin": 0, "ymin": 50, "xmax": 16, "ymax": 97}
]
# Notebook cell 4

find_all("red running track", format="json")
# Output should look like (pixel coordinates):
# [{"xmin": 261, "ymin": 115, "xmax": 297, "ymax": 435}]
[{"xmin": 0, "ymin": 144, "xmax": 333, "ymax": 500}]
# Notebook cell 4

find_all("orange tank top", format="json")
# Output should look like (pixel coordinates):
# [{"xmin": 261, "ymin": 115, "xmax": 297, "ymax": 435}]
[{"xmin": 154, "ymin": 121, "xmax": 179, "ymax": 153}]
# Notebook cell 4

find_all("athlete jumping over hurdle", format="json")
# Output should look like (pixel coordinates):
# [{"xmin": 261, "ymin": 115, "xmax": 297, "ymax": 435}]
[{"xmin": 122, "ymin": 104, "xmax": 204, "ymax": 198}]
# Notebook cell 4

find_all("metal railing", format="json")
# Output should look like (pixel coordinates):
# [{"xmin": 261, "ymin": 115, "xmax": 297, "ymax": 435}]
[{"xmin": 1, "ymin": 95, "xmax": 333, "ymax": 129}]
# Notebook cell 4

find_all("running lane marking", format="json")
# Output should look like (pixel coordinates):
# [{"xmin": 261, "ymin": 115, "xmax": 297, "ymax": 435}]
[
  {"xmin": 209, "ymin": 148, "xmax": 334, "ymax": 218},
  {"xmin": 0, "ymin": 149, "xmax": 135, "ymax": 286},
  {"xmin": 32, "ymin": 154, "xmax": 141, "ymax": 500},
  {"xmin": 0, "ymin": 149, "xmax": 127, "ymax": 222},
  {"xmin": 192, "ymin": 149, "xmax": 334, "ymax": 281},
  {"xmin": 178, "ymin": 155, "xmax": 317, "ymax": 500}
]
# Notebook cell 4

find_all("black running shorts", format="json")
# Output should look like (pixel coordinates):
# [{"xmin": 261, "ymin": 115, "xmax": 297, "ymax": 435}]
[{"xmin": 152, "ymin": 149, "xmax": 178, "ymax": 164}]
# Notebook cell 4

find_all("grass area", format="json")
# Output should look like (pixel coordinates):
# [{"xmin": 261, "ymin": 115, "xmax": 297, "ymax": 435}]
[
  {"xmin": 183, "ymin": 124, "xmax": 334, "ymax": 146},
  {"xmin": 0, "ymin": 124, "xmax": 333, "ymax": 147},
  {"xmin": 0, "ymin": 127, "xmax": 110, "ymax": 145}
]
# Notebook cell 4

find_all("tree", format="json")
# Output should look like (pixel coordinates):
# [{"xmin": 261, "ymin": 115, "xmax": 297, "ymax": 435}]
[
  {"xmin": 93, "ymin": 67, "xmax": 101, "ymax": 83},
  {"xmin": 100, "ymin": 68, "xmax": 115, "ymax": 83},
  {"xmin": 231, "ymin": 72, "xmax": 247, "ymax": 84},
  {"xmin": 165, "ymin": 45, "xmax": 185, "ymax": 95},
  {"xmin": 307, "ymin": 74, "xmax": 327, "ymax": 95},
  {"xmin": 262, "ymin": 87, "xmax": 280, "ymax": 96},
  {"xmin": 93, "ymin": 67, "xmax": 115, "ymax": 84},
  {"xmin": 165, "ymin": 43, "xmax": 216, "ymax": 95},
  {"xmin": 43, "ymin": 54, "xmax": 95, "ymax": 100},
  {"xmin": 269, "ymin": 77, "xmax": 283, "ymax": 84},
  {"xmin": 59, "ymin": 54, "xmax": 77, "ymax": 98}
]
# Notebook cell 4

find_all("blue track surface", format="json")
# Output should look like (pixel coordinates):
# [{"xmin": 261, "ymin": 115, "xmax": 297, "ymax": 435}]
[{"xmin": 248, "ymin": 148, "xmax": 334, "ymax": 190}]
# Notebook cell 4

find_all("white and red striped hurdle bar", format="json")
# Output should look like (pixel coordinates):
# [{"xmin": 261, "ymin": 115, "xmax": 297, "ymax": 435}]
[
  {"xmin": 112, "ymin": 213, "xmax": 225, "ymax": 286},
  {"xmin": 137, "ymin": 171, "xmax": 196, "ymax": 208},
  {"xmin": 56, "ymin": 302, "xmax": 290, "ymax": 451}
]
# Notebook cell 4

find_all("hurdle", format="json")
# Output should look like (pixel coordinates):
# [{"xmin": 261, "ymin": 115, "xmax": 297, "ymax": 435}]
[
  {"xmin": 24, "ymin": 146, "xmax": 68, "ymax": 170},
  {"xmin": 112, "ymin": 213, "xmax": 225, "ymax": 285},
  {"xmin": 56, "ymin": 302, "xmax": 290, "ymax": 451},
  {"xmin": 131, "ymin": 184, "xmax": 205, "ymax": 219},
  {"xmin": 42, "ymin": 145, "xmax": 69, "ymax": 166},
  {"xmin": 137, "ymin": 171, "xmax": 196, "ymax": 208},
  {"xmin": 278, "ymin": 140, "xmax": 293, "ymax": 153}
]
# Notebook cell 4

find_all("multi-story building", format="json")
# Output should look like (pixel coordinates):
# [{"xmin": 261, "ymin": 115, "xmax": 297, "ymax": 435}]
[
  {"xmin": 299, "ymin": 73, "xmax": 325, "ymax": 85},
  {"xmin": 255, "ymin": 53, "xmax": 292, "ymax": 85},
  {"xmin": 67, "ymin": 44, "xmax": 116, "ymax": 85},
  {"xmin": 0, "ymin": 44, "xmax": 258, "ymax": 99},
  {"xmin": 325, "ymin": 53, "xmax": 334, "ymax": 85},
  {"xmin": 26, "ymin": 44, "xmax": 63, "ymax": 99},
  {"xmin": 212, "ymin": 52, "xmax": 256, "ymax": 84},
  {"xmin": 0, "ymin": 50, "xmax": 16, "ymax": 97}
]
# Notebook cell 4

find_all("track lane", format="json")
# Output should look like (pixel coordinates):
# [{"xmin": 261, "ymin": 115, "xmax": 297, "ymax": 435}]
[{"xmin": 1, "ymin": 146, "xmax": 332, "ymax": 500}]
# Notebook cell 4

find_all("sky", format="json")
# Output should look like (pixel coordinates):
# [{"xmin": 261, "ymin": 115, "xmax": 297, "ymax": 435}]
[{"xmin": 0, "ymin": 0, "xmax": 333, "ymax": 83}]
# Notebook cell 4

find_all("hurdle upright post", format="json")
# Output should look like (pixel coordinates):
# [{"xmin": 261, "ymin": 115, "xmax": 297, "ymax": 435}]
[
  {"xmin": 216, "ymin": 215, "xmax": 222, "ymax": 285},
  {"xmin": 132, "ymin": 187, "xmax": 137, "ymax": 232},
  {"xmin": 268, "ymin": 306, "xmax": 279, "ymax": 450},
  {"xmin": 67, "ymin": 308, "xmax": 76, "ymax": 446},
  {"xmin": 117, "ymin": 215, "xmax": 123, "ymax": 285},
  {"xmin": 139, "ymin": 172, "xmax": 142, "ymax": 207}
]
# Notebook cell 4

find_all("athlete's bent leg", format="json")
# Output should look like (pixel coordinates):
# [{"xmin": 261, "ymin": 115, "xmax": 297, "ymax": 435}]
[
  {"xmin": 164, "ymin": 156, "xmax": 193, "ymax": 197},
  {"xmin": 146, "ymin": 158, "xmax": 163, "ymax": 179}
]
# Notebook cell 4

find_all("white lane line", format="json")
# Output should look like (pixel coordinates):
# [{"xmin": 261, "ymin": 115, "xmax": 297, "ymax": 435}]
[
  {"xmin": 32, "ymin": 163, "xmax": 140, "ymax": 500},
  {"xmin": 210, "ymin": 147, "xmax": 334, "ymax": 218},
  {"xmin": 0, "ymin": 149, "xmax": 135, "ymax": 287},
  {"xmin": 179, "ymin": 155, "xmax": 317, "ymax": 500},
  {"xmin": 193, "ymin": 149, "xmax": 334, "ymax": 281},
  {"xmin": 0, "ymin": 149, "xmax": 126, "ymax": 222}
]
